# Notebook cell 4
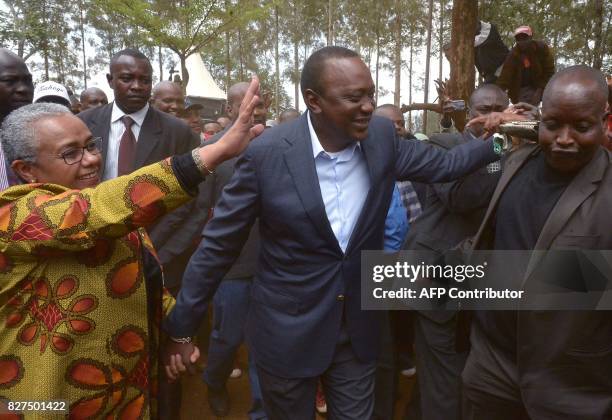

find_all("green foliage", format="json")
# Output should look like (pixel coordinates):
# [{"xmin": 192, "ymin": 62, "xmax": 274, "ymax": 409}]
[{"xmin": 1, "ymin": 0, "xmax": 609, "ymax": 110}]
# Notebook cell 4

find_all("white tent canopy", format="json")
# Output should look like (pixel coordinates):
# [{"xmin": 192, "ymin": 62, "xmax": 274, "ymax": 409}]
[{"xmin": 185, "ymin": 54, "xmax": 226, "ymax": 100}]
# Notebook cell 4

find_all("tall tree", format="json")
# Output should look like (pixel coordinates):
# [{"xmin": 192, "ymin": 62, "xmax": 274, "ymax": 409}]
[
  {"xmin": 95, "ymin": 0, "xmax": 260, "ymax": 92},
  {"xmin": 448, "ymin": 0, "xmax": 477, "ymax": 132},
  {"xmin": 274, "ymin": 5, "xmax": 280, "ymax": 116},
  {"xmin": 591, "ymin": 0, "xmax": 604, "ymax": 69},
  {"xmin": 438, "ymin": 0, "xmax": 445, "ymax": 82},
  {"xmin": 393, "ymin": 0, "xmax": 402, "ymax": 106},
  {"xmin": 422, "ymin": 0, "xmax": 434, "ymax": 132}
]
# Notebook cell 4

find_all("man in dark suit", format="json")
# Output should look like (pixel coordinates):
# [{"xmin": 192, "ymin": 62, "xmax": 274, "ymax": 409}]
[
  {"xmin": 78, "ymin": 48, "xmax": 199, "ymax": 418},
  {"xmin": 163, "ymin": 46, "xmax": 499, "ymax": 419},
  {"xmin": 402, "ymin": 84, "xmax": 508, "ymax": 420},
  {"xmin": 463, "ymin": 65, "xmax": 612, "ymax": 419},
  {"xmin": 0, "ymin": 48, "xmax": 33, "ymax": 191},
  {"xmin": 78, "ymin": 49, "xmax": 199, "ymax": 182}
]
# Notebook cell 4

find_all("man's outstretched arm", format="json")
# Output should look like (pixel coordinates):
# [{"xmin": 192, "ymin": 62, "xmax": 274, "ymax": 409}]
[{"xmin": 394, "ymin": 136, "xmax": 498, "ymax": 183}]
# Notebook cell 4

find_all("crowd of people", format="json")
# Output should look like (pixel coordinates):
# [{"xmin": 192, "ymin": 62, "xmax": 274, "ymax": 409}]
[{"xmin": 0, "ymin": 20, "xmax": 611, "ymax": 420}]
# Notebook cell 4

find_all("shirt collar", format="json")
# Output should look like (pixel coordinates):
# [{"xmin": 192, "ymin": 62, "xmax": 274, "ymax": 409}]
[
  {"xmin": 307, "ymin": 111, "xmax": 361, "ymax": 160},
  {"xmin": 111, "ymin": 101, "xmax": 150, "ymax": 127}
]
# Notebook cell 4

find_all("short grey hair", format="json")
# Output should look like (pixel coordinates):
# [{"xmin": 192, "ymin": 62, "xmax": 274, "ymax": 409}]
[{"xmin": 0, "ymin": 102, "xmax": 71, "ymax": 164}]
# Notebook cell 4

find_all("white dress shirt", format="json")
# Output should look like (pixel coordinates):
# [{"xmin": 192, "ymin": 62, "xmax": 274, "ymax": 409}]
[
  {"xmin": 307, "ymin": 112, "xmax": 370, "ymax": 252},
  {"xmin": 103, "ymin": 102, "xmax": 150, "ymax": 180}
]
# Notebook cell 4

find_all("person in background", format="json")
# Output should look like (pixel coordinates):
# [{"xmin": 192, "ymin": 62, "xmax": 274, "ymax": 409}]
[
  {"xmin": 278, "ymin": 108, "xmax": 300, "ymax": 124},
  {"xmin": 402, "ymin": 84, "xmax": 509, "ymax": 420},
  {"xmin": 67, "ymin": 88, "xmax": 82, "ymax": 114},
  {"xmin": 79, "ymin": 87, "xmax": 108, "ymax": 112},
  {"xmin": 217, "ymin": 115, "xmax": 231, "ymax": 129},
  {"xmin": 178, "ymin": 101, "xmax": 205, "ymax": 142},
  {"xmin": 374, "ymin": 104, "xmax": 423, "ymax": 220},
  {"xmin": 496, "ymin": 25, "xmax": 555, "ymax": 105},
  {"xmin": 474, "ymin": 21, "xmax": 509, "ymax": 84},
  {"xmin": 0, "ymin": 48, "xmax": 33, "ymax": 192},
  {"xmin": 204, "ymin": 121, "xmax": 222, "ymax": 140},
  {"xmin": 150, "ymin": 80, "xmax": 185, "ymax": 117},
  {"xmin": 188, "ymin": 81, "xmax": 267, "ymax": 418},
  {"xmin": 33, "ymin": 81, "xmax": 72, "ymax": 108}
]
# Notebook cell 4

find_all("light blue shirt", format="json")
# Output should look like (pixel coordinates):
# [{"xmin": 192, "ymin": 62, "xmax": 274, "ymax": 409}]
[
  {"xmin": 308, "ymin": 112, "xmax": 370, "ymax": 252},
  {"xmin": 384, "ymin": 185, "xmax": 410, "ymax": 252}
]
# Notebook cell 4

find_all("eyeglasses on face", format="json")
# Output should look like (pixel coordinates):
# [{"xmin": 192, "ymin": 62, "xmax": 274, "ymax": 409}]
[{"xmin": 58, "ymin": 137, "xmax": 102, "ymax": 165}]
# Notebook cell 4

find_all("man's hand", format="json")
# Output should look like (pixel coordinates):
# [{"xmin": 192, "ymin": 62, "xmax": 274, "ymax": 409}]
[
  {"xmin": 197, "ymin": 75, "xmax": 265, "ymax": 169},
  {"xmin": 506, "ymin": 102, "xmax": 540, "ymax": 120},
  {"xmin": 163, "ymin": 341, "xmax": 200, "ymax": 382},
  {"xmin": 466, "ymin": 101, "xmax": 540, "ymax": 138}
]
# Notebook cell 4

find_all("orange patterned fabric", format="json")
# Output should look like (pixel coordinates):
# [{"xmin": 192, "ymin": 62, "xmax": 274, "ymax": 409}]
[{"xmin": 0, "ymin": 160, "xmax": 190, "ymax": 419}]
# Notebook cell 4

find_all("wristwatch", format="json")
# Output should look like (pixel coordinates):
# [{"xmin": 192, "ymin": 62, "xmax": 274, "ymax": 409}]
[
  {"xmin": 492, "ymin": 133, "xmax": 511, "ymax": 156},
  {"xmin": 169, "ymin": 336, "xmax": 193, "ymax": 344}
]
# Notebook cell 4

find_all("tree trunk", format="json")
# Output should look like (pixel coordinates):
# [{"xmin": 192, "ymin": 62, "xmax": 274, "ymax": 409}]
[
  {"xmin": 592, "ymin": 0, "xmax": 604, "ymax": 69},
  {"xmin": 224, "ymin": 0, "xmax": 231, "ymax": 90},
  {"xmin": 423, "ymin": 0, "xmax": 434, "ymax": 133},
  {"xmin": 408, "ymin": 25, "xmax": 414, "ymax": 132},
  {"xmin": 238, "ymin": 29, "xmax": 244, "ymax": 81},
  {"xmin": 179, "ymin": 54, "xmax": 189, "ymax": 95},
  {"xmin": 158, "ymin": 46, "xmax": 163, "ymax": 81},
  {"xmin": 438, "ymin": 0, "xmax": 444, "ymax": 82},
  {"xmin": 327, "ymin": 0, "xmax": 333, "ymax": 45},
  {"xmin": 375, "ymin": 27, "xmax": 381, "ymax": 105},
  {"xmin": 294, "ymin": 39, "xmax": 300, "ymax": 111},
  {"xmin": 79, "ymin": 0, "xmax": 88, "ymax": 88},
  {"xmin": 393, "ymin": 0, "xmax": 402, "ymax": 107},
  {"xmin": 448, "ymin": 0, "xmax": 477, "ymax": 132},
  {"xmin": 274, "ymin": 6, "xmax": 280, "ymax": 116}
]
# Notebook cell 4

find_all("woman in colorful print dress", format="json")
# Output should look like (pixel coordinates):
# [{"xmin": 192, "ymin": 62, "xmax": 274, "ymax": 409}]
[{"xmin": 0, "ymin": 77, "xmax": 263, "ymax": 419}]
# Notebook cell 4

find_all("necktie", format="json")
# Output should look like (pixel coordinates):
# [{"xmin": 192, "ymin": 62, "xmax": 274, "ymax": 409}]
[{"xmin": 118, "ymin": 115, "xmax": 136, "ymax": 176}]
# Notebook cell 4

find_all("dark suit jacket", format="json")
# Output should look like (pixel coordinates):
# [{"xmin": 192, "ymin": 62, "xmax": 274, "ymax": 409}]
[
  {"xmin": 402, "ymin": 132, "xmax": 500, "ymax": 322},
  {"xmin": 470, "ymin": 144, "xmax": 612, "ymax": 419},
  {"xmin": 165, "ymin": 113, "xmax": 498, "ymax": 378},
  {"xmin": 78, "ymin": 103, "xmax": 200, "ymax": 288}
]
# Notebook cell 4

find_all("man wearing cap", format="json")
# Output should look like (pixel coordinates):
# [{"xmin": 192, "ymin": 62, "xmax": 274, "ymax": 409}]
[
  {"xmin": 496, "ymin": 25, "xmax": 555, "ymax": 105},
  {"xmin": 33, "ymin": 81, "xmax": 72, "ymax": 108},
  {"xmin": 178, "ymin": 100, "xmax": 205, "ymax": 142}
]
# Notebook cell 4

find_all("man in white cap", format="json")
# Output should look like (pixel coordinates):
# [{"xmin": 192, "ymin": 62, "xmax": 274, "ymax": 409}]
[
  {"xmin": 496, "ymin": 25, "xmax": 555, "ymax": 105},
  {"xmin": 33, "ymin": 81, "xmax": 72, "ymax": 108}
]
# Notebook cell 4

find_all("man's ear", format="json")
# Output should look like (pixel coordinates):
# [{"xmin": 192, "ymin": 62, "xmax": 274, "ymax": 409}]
[
  {"xmin": 304, "ymin": 89, "xmax": 321, "ymax": 114},
  {"xmin": 106, "ymin": 73, "xmax": 113, "ymax": 89},
  {"xmin": 11, "ymin": 160, "xmax": 36, "ymax": 183}
]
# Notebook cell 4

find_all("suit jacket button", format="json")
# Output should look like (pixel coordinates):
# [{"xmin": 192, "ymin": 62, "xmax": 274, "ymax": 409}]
[{"xmin": 336, "ymin": 294, "xmax": 345, "ymax": 301}]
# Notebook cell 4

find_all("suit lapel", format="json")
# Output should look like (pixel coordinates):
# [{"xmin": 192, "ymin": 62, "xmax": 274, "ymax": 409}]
[
  {"xmin": 472, "ymin": 144, "xmax": 539, "ymax": 248},
  {"xmin": 134, "ymin": 108, "xmax": 163, "ymax": 168},
  {"xmin": 523, "ymin": 148, "xmax": 607, "ymax": 281},
  {"xmin": 283, "ymin": 115, "xmax": 342, "ymax": 254},
  {"xmin": 91, "ymin": 104, "xmax": 113, "ymax": 172}
]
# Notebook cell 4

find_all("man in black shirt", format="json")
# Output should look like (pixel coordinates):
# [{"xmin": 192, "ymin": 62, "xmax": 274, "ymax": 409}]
[{"xmin": 464, "ymin": 65, "xmax": 612, "ymax": 419}]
